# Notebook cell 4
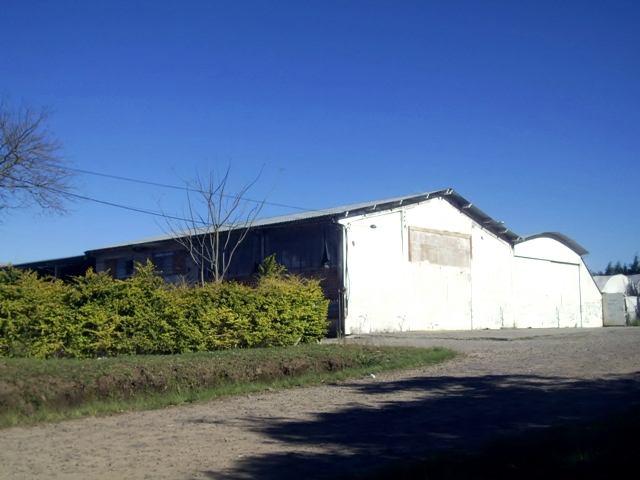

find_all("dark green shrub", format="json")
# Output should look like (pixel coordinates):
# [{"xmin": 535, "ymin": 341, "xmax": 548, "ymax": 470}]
[
  {"xmin": 0, "ymin": 262, "xmax": 329, "ymax": 358},
  {"xmin": 257, "ymin": 253, "xmax": 287, "ymax": 278}
]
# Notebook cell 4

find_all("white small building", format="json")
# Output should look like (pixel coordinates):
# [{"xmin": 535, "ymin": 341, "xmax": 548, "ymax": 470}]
[
  {"xmin": 594, "ymin": 274, "xmax": 630, "ymax": 294},
  {"xmin": 593, "ymin": 274, "xmax": 639, "ymax": 325}
]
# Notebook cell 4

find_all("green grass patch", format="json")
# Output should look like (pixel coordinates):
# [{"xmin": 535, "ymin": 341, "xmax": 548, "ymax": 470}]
[{"xmin": 0, "ymin": 344, "xmax": 455, "ymax": 428}]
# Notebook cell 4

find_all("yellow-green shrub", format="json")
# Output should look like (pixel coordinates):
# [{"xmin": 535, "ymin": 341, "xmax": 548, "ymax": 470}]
[
  {"xmin": 0, "ymin": 263, "xmax": 329, "ymax": 358},
  {"xmin": 0, "ymin": 269, "xmax": 73, "ymax": 358}
]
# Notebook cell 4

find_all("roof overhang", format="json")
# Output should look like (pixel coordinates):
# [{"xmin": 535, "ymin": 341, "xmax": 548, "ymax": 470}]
[
  {"xmin": 85, "ymin": 188, "xmax": 522, "ymax": 254},
  {"xmin": 12, "ymin": 255, "xmax": 90, "ymax": 269}
]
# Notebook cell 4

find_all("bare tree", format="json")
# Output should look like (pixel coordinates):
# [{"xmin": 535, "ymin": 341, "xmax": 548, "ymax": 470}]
[
  {"xmin": 164, "ymin": 167, "xmax": 265, "ymax": 285},
  {"xmin": 0, "ymin": 102, "xmax": 72, "ymax": 215}
]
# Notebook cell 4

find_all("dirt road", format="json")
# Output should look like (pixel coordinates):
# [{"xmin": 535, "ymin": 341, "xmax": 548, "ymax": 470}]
[{"xmin": 1, "ymin": 328, "xmax": 639, "ymax": 479}]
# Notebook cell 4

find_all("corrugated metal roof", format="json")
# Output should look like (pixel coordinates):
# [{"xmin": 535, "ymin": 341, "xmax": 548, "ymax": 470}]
[
  {"xmin": 12, "ymin": 255, "xmax": 89, "ymax": 268},
  {"xmin": 87, "ymin": 188, "xmax": 522, "ymax": 253}
]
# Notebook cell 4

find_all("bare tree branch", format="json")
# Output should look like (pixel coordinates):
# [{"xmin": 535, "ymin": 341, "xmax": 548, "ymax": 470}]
[
  {"xmin": 0, "ymin": 101, "xmax": 72, "ymax": 215},
  {"xmin": 162, "ymin": 167, "xmax": 265, "ymax": 285}
]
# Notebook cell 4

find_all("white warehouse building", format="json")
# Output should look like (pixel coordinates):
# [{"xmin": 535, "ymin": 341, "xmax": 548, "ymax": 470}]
[
  {"xmin": 17, "ymin": 189, "xmax": 603, "ymax": 333},
  {"xmin": 338, "ymin": 191, "xmax": 602, "ymax": 333}
]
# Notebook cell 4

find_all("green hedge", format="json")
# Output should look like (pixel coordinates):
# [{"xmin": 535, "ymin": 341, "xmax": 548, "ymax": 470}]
[{"xmin": 0, "ymin": 263, "xmax": 329, "ymax": 358}]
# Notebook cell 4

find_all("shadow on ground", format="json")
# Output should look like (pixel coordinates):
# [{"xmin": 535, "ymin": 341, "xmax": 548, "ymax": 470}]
[{"xmin": 199, "ymin": 372, "xmax": 640, "ymax": 479}]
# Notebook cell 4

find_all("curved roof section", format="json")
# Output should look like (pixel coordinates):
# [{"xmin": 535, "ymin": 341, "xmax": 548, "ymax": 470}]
[
  {"xmin": 592, "ymin": 274, "xmax": 628, "ymax": 293},
  {"xmin": 518, "ymin": 232, "xmax": 588, "ymax": 256}
]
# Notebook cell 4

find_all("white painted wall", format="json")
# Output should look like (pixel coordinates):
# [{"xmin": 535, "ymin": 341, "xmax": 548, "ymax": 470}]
[
  {"xmin": 512, "ymin": 257, "xmax": 581, "ymax": 328},
  {"xmin": 513, "ymin": 238, "xmax": 602, "ymax": 328},
  {"xmin": 342, "ymin": 211, "xmax": 406, "ymax": 333},
  {"xmin": 340, "ymin": 198, "xmax": 602, "ymax": 333},
  {"xmin": 626, "ymin": 296, "xmax": 639, "ymax": 323},
  {"xmin": 469, "ymin": 223, "xmax": 514, "ymax": 329}
]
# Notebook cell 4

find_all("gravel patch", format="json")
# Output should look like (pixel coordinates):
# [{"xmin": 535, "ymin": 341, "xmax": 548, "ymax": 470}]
[{"xmin": 1, "ymin": 328, "xmax": 639, "ymax": 480}]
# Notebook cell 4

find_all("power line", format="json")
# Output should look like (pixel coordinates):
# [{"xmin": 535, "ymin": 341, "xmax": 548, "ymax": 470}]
[
  {"xmin": 59, "ymin": 165, "xmax": 312, "ymax": 212},
  {"xmin": 5, "ymin": 174, "xmax": 209, "ymax": 225},
  {"xmin": 4, "ymin": 166, "xmax": 325, "ymax": 227},
  {"xmin": 63, "ymin": 189, "xmax": 207, "ymax": 225}
]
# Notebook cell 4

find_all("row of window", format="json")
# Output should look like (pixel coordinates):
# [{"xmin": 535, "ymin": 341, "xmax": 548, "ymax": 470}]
[
  {"xmin": 101, "ymin": 225, "xmax": 339, "ymax": 280},
  {"xmin": 103, "ymin": 251, "xmax": 188, "ymax": 279}
]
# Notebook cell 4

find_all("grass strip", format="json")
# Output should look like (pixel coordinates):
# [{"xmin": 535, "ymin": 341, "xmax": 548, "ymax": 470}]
[{"xmin": 0, "ymin": 344, "xmax": 455, "ymax": 428}]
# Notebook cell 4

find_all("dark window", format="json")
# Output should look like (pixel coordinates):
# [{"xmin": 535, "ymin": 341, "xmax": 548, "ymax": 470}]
[
  {"xmin": 124, "ymin": 259, "xmax": 134, "ymax": 276},
  {"xmin": 104, "ymin": 258, "xmax": 134, "ymax": 279},
  {"xmin": 104, "ymin": 259, "xmax": 118, "ymax": 277},
  {"xmin": 152, "ymin": 252, "xmax": 174, "ymax": 274},
  {"xmin": 173, "ymin": 251, "xmax": 187, "ymax": 275},
  {"xmin": 264, "ymin": 224, "xmax": 337, "ymax": 272},
  {"xmin": 222, "ymin": 232, "xmax": 261, "ymax": 278}
]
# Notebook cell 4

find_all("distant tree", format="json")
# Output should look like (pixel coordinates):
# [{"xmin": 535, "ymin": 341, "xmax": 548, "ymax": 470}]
[
  {"xmin": 627, "ymin": 281, "xmax": 640, "ymax": 296},
  {"xmin": 599, "ymin": 255, "xmax": 640, "ymax": 276},
  {"xmin": 0, "ymin": 101, "xmax": 72, "ymax": 215}
]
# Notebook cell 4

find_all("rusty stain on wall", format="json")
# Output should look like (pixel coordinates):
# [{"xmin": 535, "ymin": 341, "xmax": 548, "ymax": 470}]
[{"xmin": 408, "ymin": 227, "xmax": 471, "ymax": 268}]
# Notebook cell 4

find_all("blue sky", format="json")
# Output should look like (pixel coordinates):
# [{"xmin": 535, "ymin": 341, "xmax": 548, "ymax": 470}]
[{"xmin": 1, "ymin": 0, "xmax": 638, "ymax": 271}]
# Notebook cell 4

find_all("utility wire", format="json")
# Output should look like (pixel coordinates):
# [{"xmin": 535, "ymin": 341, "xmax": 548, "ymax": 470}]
[
  {"xmin": 5, "ymin": 174, "xmax": 209, "ymax": 225},
  {"xmin": 4, "ymin": 165, "xmax": 328, "ymax": 227},
  {"xmin": 58, "ymin": 165, "xmax": 312, "ymax": 212},
  {"xmin": 63, "ymin": 189, "xmax": 208, "ymax": 225}
]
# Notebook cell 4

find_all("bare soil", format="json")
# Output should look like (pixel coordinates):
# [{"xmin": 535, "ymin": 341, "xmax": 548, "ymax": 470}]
[{"xmin": 1, "ymin": 328, "xmax": 639, "ymax": 480}]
